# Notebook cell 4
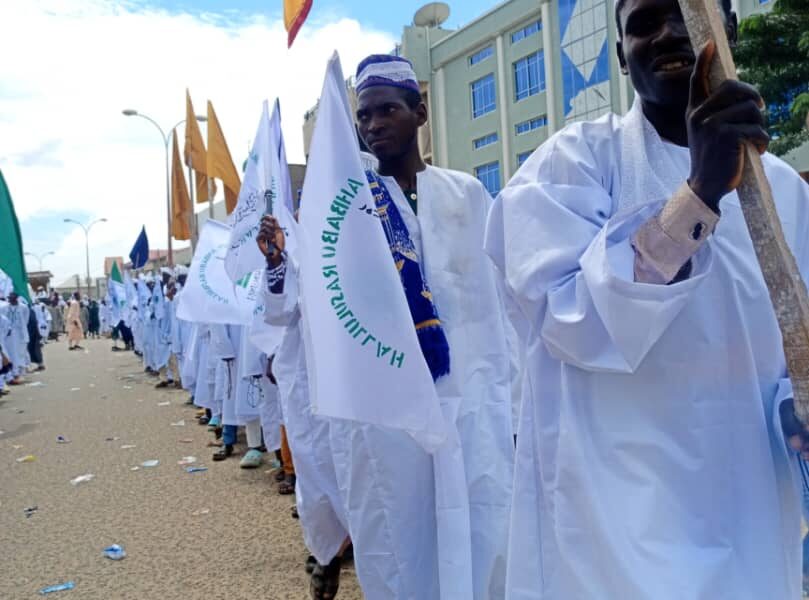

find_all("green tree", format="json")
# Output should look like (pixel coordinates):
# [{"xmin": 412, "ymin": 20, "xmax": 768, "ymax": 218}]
[{"xmin": 735, "ymin": 0, "xmax": 809, "ymax": 156}]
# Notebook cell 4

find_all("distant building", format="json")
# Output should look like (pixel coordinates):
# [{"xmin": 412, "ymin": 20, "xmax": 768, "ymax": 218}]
[
  {"xmin": 27, "ymin": 270, "xmax": 54, "ymax": 297},
  {"xmin": 303, "ymin": 0, "xmax": 807, "ymax": 192},
  {"xmin": 304, "ymin": 0, "xmax": 632, "ymax": 195},
  {"xmin": 52, "ymin": 275, "xmax": 106, "ymax": 300}
]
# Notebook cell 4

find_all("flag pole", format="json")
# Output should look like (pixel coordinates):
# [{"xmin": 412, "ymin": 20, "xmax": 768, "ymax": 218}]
[
  {"xmin": 208, "ymin": 177, "xmax": 215, "ymax": 221},
  {"xmin": 678, "ymin": 0, "xmax": 809, "ymax": 425},
  {"xmin": 188, "ymin": 164, "xmax": 198, "ymax": 250}
]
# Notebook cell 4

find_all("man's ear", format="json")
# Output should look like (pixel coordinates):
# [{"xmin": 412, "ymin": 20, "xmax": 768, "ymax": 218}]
[
  {"xmin": 416, "ymin": 102, "xmax": 428, "ymax": 128},
  {"xmin": 616, "ymin": 40, "xmax": 629, "ymax": 75},
  {"xmin": 726, "ymin": 11, "xmax": 738, "ymax": 48}
]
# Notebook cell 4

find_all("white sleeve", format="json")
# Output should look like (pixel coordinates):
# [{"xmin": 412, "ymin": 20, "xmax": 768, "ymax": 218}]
[{"xmin": 485, "ymin": 130, "xmax": 712, "ymax": 374}]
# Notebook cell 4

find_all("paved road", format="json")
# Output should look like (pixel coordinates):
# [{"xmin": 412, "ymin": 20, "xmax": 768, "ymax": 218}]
[{"xmin": 0, "ymin": 337, "xmax": 362, "ymax": 599}]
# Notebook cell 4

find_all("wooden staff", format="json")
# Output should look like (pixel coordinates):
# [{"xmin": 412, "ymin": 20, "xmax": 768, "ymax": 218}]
[{"xmin": 678, "ymin": 0, "xmax": 809, "ymax": 425}]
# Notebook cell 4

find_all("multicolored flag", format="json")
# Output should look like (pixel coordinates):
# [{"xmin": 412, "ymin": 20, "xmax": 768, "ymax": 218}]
[{"xmin": 284, "ymin": 0, "xmax": 312, "ymax": 47}]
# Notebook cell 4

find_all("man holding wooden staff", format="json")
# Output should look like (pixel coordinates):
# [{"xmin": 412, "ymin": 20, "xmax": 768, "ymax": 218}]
[{"xmin": 485, "ymin": 0, "xmax": 809, "ymax": 596}]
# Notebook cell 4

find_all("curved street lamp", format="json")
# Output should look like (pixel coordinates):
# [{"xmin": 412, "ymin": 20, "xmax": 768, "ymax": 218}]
[
  {"xmin": 24, "ymin": 251, "xmax": 55, "ymax": 272},
  {"xmin": 122, "ymin": 109, "xmax": 207, "ymax": 266},
  {"xmin": 64, "ymin": 218, "xmax": 107, "ymax": 298}
]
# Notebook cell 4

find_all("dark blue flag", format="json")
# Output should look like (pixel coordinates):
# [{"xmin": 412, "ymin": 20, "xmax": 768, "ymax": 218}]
[{"xmin": 129, "ymin": 226, "xmax": 149, "ymax": 269}]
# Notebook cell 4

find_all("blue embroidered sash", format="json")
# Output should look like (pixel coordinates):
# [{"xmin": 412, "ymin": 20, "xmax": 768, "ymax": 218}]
[{"xmin": 366, "ymin": 170, "xmax": 450, "ymax": 381}]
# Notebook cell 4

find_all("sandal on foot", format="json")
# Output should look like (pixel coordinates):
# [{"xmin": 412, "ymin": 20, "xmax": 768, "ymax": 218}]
[
  {"xmin": 305, "ymin": 555, "xmax": 317, "ymax": 574},
  {"xmin": 310, "ymin": 555, "xmax": 342, "ymax": 600},
  {"xmin": 212, "ymin": 445, "xmax": 234, "ymax": 461},
  {"xmin": 278, "ymin": 474, "xmax": 296, "ymax": 495},
  {"xmin": 274, "ymin": 468, "xmax": 286, "ymax": 482},
  {"xmin": 291, "ymin": 506, "xmax": 300, "ymax": 520}
]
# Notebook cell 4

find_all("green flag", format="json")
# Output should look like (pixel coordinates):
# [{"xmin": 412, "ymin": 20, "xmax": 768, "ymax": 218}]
[
  {"xmin": 110, "ymin": 260, "xmax": 123, "ymax": 284},
  {"xmin": 0, "ymin": 169, "xmax": 29, "ymax": 302}
]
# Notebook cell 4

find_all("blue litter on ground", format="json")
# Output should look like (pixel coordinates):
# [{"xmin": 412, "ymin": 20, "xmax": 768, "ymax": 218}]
[
  {"xmin": 103, "ymin": 544, "xmax": 126, "ymax": 560},
  {"xmin": 39, "ymin": 581, "xmax": 75, "ymax": 594}
]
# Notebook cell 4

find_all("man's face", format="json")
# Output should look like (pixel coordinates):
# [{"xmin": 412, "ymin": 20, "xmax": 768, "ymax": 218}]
[
  {"xmin": 616, "ymin": 0, "xmax": 736, "ymax": 111},
  {"xmin": 356, "ymin": 87, "xmax": 426, "ymax": 162},
  {"xmin": 166, "ymin": 286, "xmax": 176, "ymax": 300}
]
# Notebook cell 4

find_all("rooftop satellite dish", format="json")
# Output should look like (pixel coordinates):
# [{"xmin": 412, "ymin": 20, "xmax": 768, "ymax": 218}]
[{"xmin": 413, "ymin": 2, "xmax": 450, "ymax": 27}]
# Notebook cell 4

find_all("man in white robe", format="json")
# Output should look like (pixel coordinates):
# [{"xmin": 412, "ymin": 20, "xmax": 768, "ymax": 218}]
[
  {"xmin": 99, "ymin": 299, "xmax": 111, "ymax": 335},
  {"xmin": 484, "ymin": 0, "xmax": 809, "ymax": 597},
  {"xmin": 157, "ymin": 283, "xmax": 183, "ymax": 389},
  {"xmin": 3, "ymin": 293, "xmax": 30, "ymax": 382},
  {"xmin": 299, "ymin": 55, "xmax": 515, "ymax": 600},
  {"xmin": 147, "ymin": 278, "xmax": 170, "ymax": 374},
  {"xmin": 210, "ymin": 324, "xmax": 257, "ymax": 461},
  {"xmin": 34, "ymin": 301, "xmax": 51, "ymax": 341},
  {"xmin": 0, "ymin": 309, "xmax": 10, "ymax": 394},
  {"xmin": 258, "ymin": 215, "xmax": 352, "ymax": 594}
]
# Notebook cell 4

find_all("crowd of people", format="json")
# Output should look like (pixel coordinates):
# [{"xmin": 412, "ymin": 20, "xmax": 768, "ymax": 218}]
[{"xmin": 5, "ymin": 0, "xmax": 809, "ymax": 596}]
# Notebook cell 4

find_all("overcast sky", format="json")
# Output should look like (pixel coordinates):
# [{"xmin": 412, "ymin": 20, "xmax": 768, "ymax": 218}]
[{"xmin": 1, "ymin": 0, "xmax": 494, "ymax": 284}]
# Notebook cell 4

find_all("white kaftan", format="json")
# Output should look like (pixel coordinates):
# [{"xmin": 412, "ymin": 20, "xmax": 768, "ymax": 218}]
[
  {"xmin": 264, "ymin": 264, "xmax": 350, "ymax": 565},
  {"xmin": 3, "ymin": 302, "xmax": 30, "ymax": 377},
  {"xmin": 484, "ymin": 104, "xmax": 809, "ymax": 599},
  {"xmin": 328, "ymin": 165, "xmax": 514, "ymax": 600}
]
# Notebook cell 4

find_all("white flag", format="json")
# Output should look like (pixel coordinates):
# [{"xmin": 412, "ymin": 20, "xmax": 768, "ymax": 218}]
[
  {"xmin": 178, "ymin": 220, "xmax": 263, "ymax": 325},
  {"xmin": 108, "ymin": 280, "xmax": 124, "ymax": 324},
  {"xmin": 225, "ymin": 99, "xmax": 297, "ymax": 283},
  {"xmin": 298, "ymin": 52, "xmax": 446, "ymax": 452}
]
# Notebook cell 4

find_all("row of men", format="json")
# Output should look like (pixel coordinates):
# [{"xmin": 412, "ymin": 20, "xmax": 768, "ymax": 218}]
[
  {"xmin": 0, "ymin": 275, "xmax": 55, "ymax": 394},
  {"xmin": 123, "ymin": 10, "xmax": 809, "ymax": 596}
]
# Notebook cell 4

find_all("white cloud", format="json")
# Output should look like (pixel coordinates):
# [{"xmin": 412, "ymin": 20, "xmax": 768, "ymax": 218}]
[{"xmin": 0, "ymin": 0, "xmax": 395, "ymax": 283}]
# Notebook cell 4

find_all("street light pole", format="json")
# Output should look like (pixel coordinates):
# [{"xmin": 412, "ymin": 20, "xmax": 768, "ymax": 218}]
[
  {"xmin": 122, "ymin": 110, "xmax": 207, "ymax": 267},
  {"xmin": 64, "ymin": 218, "xmax": 107, "ymax": 298},
  {"xmin": 24, "ymin": 251, "xmax": 55, "ymax": 272}
]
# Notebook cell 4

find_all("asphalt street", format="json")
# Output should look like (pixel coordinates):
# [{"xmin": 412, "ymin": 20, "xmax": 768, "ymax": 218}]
[{"xmin": 0, "ymin": 337, "xmax": 362, "ymax": 599}]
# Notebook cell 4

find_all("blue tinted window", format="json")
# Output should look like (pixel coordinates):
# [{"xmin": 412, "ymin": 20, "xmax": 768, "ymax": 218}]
[
  {"xmin": 471, "ymin": 74, "xmax": 496, "ymax": 118},
  {"xmin": 515, "ymin": 115, "xmax": 548, "ymax": 135},
  {"xmin": 475, "ymin": 162, "xmax": 501, "ymax": 196},
  {"xmin": 469, "ymin": 45, "xmax": 493, "ymax": 65},
  {"xmin": 514, "ymin": 51, "xmax": 545, "ymax": 101},
  {"xmin": 517, "ymin": 151, "xmax": 532, "ymax": 166},
  {"xmin": 511, "ymin": 20, "xmax": 542, "ymax": 44},
  {"xmin": 473, "ymin": 132, "xmax": 498, "ymax": 149}
]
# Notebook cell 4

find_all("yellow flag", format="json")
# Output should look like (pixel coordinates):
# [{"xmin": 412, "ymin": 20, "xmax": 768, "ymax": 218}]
[
  {"xmin": 184, "ymin": 89, "xmax": 216, "ymax": 204},
  {"xmin": 206, "ymin": 101, "xmax": 241, "ymax": 215},
  {"xmin": 284, "ymin": 0, "xmax": 312, "ymax": 47},
  {"xmin": 171, "ymin": 130, "xmax": 192, "ymax": 241}
]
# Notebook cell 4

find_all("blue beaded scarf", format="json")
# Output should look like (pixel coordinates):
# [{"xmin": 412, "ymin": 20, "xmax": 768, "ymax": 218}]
[{"xmin": 366, "ymin": 170, "xmax": 450, "ymax": 381}]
